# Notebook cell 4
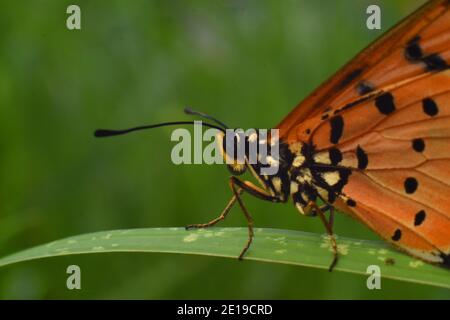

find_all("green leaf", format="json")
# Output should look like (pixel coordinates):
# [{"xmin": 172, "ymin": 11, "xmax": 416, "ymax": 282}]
[{"xmin": 0, "ymin": 227, "xmax": 448, "ymax": 288}]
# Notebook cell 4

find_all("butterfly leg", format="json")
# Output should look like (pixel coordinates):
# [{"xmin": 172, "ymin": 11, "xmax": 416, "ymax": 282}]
[
  {"xmin": 186, "ymin": 176, "xmax": 281, "ymax": 260},
  {"xmin": 185, "ymin": 188, "xmax": 243, "ymax": 230},
  {"xmin": 230, "ymin": 177, "xmax": 283, "ymax": 259},
  {"xmin": 311, "ymin": 202, "xmax": 338, "ymax": 272}
]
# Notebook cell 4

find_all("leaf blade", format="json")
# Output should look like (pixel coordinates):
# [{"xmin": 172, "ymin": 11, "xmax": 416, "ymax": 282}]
[{"xmin": 0, "ymin": 227, "xmax": 448, "ymax": 289}]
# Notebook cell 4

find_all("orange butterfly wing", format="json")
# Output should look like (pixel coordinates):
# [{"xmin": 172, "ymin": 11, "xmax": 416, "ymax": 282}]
[
  {"xmin": 278, "ymin": 0, "xmax": 450, "ymax": 266},
  {"xmin": 278, "ymin": 0, "xmax": 450, "ymax": 142},
  {"xmin": 315, "ymin": 71, "xmax": 450, "ymax": 265}
]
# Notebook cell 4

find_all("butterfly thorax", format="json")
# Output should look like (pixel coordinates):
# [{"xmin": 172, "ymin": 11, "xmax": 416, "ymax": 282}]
[
  {"xmin": 218, "ymin": 129, "xmax": 352, "ymax": 215},
  {"xmin": 248, "ymin": 135, "xmax": 352, "ymax": 216}
]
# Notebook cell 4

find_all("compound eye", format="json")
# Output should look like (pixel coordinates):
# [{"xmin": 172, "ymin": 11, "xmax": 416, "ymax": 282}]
[{"xmin": 221, "ymin": 132, "xmax": 247, "ymax": 175}]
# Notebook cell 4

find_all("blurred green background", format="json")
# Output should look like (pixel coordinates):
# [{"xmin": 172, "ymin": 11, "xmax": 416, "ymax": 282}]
[{"xmin": 1, "ymin": 0, "xmax": 448, "ymax": 299}]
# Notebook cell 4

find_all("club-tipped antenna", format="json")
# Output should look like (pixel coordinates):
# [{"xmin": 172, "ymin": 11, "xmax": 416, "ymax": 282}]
[{"xmin": 94, "ymin": 121, "xmax": 226, "ymax": 138}]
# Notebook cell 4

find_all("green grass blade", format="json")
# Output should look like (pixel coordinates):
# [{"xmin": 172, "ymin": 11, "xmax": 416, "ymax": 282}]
[{"xmin": 0, "ymin": 227, "xmax": 448, "ymax": 288}]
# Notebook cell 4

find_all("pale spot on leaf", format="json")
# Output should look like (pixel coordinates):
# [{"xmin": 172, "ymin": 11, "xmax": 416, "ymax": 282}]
[
  {"xmin": 320, "ymin": 236, "xmax": 349, "ymax": 255},
  {"xmin": 409, "ymin": 260, "xmax": 424, "ymax": 268},
  {"xmin": 183, "ymin": 233, "xmax": 199, "ymax": 243}
]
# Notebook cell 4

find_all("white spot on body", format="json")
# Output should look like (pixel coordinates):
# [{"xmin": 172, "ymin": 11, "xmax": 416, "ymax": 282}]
[
  {"xmin": 323, "ymin": 171, "xmax": 340, "ymax": 186},
  {"xmin": 292, "ymin": 155, "xmax": 305, "ymax": 167},
  {"xmin": 316, "ymin": 186, "xmax": 329, "ymax": 200},
  {"xmin": 314, "ymin": 152, "xmax": 331, "ymax": 165},
  {"xmin": 296, "ymin": 170, "xmax": 312, "ymax": 184},
  {"xmin": 266, "ymin": 155, "xmax": 279, "ymax": 167},
  {"xmin": 295, "ymin": 203, "xmax": 306, "ymax": 215},
  {"xmin": 290, "ymin": 181, "xmax": 299, "ymax": 194},
  {"xmin": 288, "ymin": 142, "xmax": 302, "ymax": 154},
  {"xmin": 272, "ymin": 177, "xmax": 282, "ymax": 193}
]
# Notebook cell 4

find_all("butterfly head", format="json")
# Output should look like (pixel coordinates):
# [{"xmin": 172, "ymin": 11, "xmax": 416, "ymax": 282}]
[{"xmin": 216, "ymin": 130, "xmax": 248, "ymax": 176}]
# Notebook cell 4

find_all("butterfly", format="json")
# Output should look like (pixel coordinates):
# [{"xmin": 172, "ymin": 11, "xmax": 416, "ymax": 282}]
[{"xmin": 96, "ymin": 0, "xmax": 450, "ymax": 270}]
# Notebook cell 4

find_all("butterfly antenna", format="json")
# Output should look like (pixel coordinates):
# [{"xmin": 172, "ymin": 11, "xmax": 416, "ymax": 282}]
[
  {"xmin": 94, "ymin": 121, "xmax": 225, "ymax": 138},
  {"xmin": 184, "ymin": 107, "xmax": 229, "ymax": 129}
]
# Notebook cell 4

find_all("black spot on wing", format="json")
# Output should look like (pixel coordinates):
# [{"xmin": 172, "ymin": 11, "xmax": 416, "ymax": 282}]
[
  {"xmin": 405, "ymin": 36, "xmax": 423, "ymax": 61},
  {"xmin": 375, "ymin": 92, "xmax": 396, "ymax": 115},
  {"xmin": 329, "ymin": 116, "xmax": 344, "ymax": 144},
  {"xmin": 335, "ymin": 94, "xmax": 374, "ymax": 114},
  {"xmin": 356, "ymin": 145, "xmax": 368, "ymax": 169},
  {"xmin": 414, "ymin": 210, "xmax": 426, "ymax": 226},
  {"xmin": 404, "ymin": 36, "xmax": 449, "ymax": 71},
  {"xmin": 356, "ymin": 81, "xmax": 374, "ymax": 95},
  {"xmin": 328, "ymin": 148, "xmax": 342, "ymax": 165},
  {"xmin": 336, "ymin": 168, "xmax": 351, "ymax": 191},
  {"xmin": 346, "ymin": 199, "xmax": 356, "ymax": 207},
  {"xmin": 412, "ymin": 139, "xmax": 425, "ymax": 153},
  {"xmin": 422, "ymin": 98, "xmax": 439, "ymax": 116},
  {"xmin": 404, "ymin": 177, "xmax": 418, "ymax": 194},
  {"xmin": 391, "ymin": 229, "xmax": 402, "ymax": 241},
  {"xmin": 338, "ymin": 68, "xmax": 363, "ymax": 89},
  {"xmin": 423, "ymin": 54, "xmax": 449, "ymax": 72}
]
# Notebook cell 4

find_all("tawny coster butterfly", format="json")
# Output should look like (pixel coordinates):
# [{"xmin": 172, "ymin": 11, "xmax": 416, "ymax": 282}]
[{"xmin": 96, "ymin": 0, "xmax": 450, "ymax": 270}]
